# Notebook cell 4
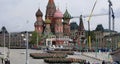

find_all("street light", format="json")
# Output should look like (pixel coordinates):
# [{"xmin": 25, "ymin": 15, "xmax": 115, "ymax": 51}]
[
  {"xmin": 2, "ymin": 28, "xmax": 6, "ymax": 59},
  {"xmin": 95, "ymin": 39, "xmax": 98, "ymax": 57},
  {"xmin": 7, "ymin": 33, "xmax": 11, "ymax": 58},
  {"xmin": 106, "ymin": 38, "xmax": 112, "ymax": 61},
  {"xmin": 107, "ymin": 38, "xmax": 111, "ymax": 50},
  {"xmin": 36, "ymin": 33, "xmax": 39, "ymax": 48},
  {"xmin": 21, "ymin": 31, "xmax": 29, "ymax": 64}
]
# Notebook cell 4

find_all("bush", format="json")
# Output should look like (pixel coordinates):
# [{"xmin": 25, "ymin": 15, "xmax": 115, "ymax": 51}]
[
  {"xmin": 30, "ymin": 53, "xmax": 67, "ymax": 59},
  {"xmin": 47, "ymin": 51, "xmax": 74, "ymax": 55},
  {"xmin": 44, "ymin": 58, "xmax": 86, "ymax": 63}
]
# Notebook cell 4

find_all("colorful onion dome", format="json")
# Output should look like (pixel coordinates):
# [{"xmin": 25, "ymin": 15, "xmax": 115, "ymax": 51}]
[
  {"xmin": 34, "ymin": 21, "xmax": 43, "ymax": 26},
  {"xmin": 45, "ymin": 18, "xmax": 51, "ymax": 24},
  {"xmin": 36, "ymin": 9, "xmax": 43, "ymax": 17},
  {"xmin": 63, "ymin": 9, "xmax": 71, "ymax": 19},
  {"xmin": 54, "ymin": 8, "xmax": 63, "ymax": 18}
]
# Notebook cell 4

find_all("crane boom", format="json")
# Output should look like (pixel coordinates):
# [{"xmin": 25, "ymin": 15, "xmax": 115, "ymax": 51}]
[{"xmin": 71, "ymin": 13, "xmax": 108, "ymax": 18}]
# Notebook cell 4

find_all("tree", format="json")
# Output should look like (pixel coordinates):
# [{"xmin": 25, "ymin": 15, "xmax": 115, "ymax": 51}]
[
  {"xmin": 30, "ymin": 31, "xmax": 41, "ymax": 47},
  {"xmin": 90, "ymin": 31, "xmax": 96, "ymax": 42},
  {"xmin": 85, "ymin": 31, "xmax": 96, "ymax": 43}
]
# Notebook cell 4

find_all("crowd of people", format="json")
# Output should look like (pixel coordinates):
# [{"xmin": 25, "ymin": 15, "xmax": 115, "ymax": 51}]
[
  {"xmin": 84, "ymin": 60, "xmax": 120, "ymax": 64},
  {"xmin": 1, "ymin": 58, "xmax": 10, "ymax": 64}
]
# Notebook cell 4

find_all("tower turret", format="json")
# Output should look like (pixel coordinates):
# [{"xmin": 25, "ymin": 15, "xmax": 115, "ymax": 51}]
[
  {"xmin": 63, "ymin": 9, "xmax": 71, "ymax": 20},
  {"xmin": 45, "ymin": 0, "xmax": 56, "ymax": 33},
  {"xmin": 63, "ymin": 9, "xmax": 71, "ymax": 36},
  {"xmin": 77, "ymin": 15, "xmax": 86, "ymax": 49},
  {"xmin": 78, "ymin": 15, "xmax": 85, "ymax": 31},
  {"xmin": 45, "ymin": 0, "xmax": 56, "ymax": 19},
  {"xmin": 54, "ymin": 8, "xmax": 63, "ymax": 37},
  {"xmin": 36, "ymin": 9, "xmax": 43, "ymax": 17},
  {"xmin": 77, "ymin": 15, "xmax": 85, "ymax": 38},
  {"xmin": 34, "ymin": 9, "xmax": 44, "ymax": 36},
  {"xmin": 44, "ymin": 18, "xmax": 51, "ymax": 35}
]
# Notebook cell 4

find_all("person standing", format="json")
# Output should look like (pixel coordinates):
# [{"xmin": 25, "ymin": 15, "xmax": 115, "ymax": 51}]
[
  {"xmin": 102, "ymin": 60, "xmax": 105, "ymax": 64},
  {"xmin": 88, "ymin": 61, "xmax": 90, "ymax": 64},
  {"xmin": 1, "ymin": 58, "xmax": 4, "ymax": 64},
  {"xmin": 7, "ymin": 60, "xmax": 10, "ymax": 64},
  {"xmin": 4, "ymin": 58, "xmax": 10, "ymax": 64}
]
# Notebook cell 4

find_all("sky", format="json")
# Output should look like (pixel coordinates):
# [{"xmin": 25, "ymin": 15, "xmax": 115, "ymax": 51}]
[{"xmin": 0, "ymin": 0, "xmax": 120, "ymax": 32}]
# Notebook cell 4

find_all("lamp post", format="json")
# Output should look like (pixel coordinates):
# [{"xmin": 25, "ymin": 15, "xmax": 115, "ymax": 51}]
[
  {"xmin": 26, "ymin": 31, "xmax": 29, "ymax": 64},
  {"xmin": 3, "ymin": 29, "xmax": 6, "ymax": 59},
  {"xmin": 7, "ymin": 33, "xmax": 11, "ymax": 58},
  {"xmin": 107, "ymin": 38, "xmax": 111, "ymax": 50},
  {"xmin": 107, "ymin": 38, "xmax": 111, "ymax": 60},
  {"xmin": 36, "ymin": 33, "xmax": 39, "ymax": 48},
  {"xmin": 21, "ymin": 31, "xmax": 29, "ymax": 64},
  {"xmin": 95, "ymin": 39, "xmax": 98, "ymax": 57},
  {"xmin": 79, "ymin": 38, "xmax": 82, "ymax": 52}
]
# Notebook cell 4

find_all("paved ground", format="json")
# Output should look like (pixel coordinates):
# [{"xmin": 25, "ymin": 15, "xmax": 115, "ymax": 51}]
[
  {"xmin": 0, "ymin": 59, "xmax": 2, "ymax": 64},
  {"xmin": 68, "ymin": 54, "xmax": 102, "ymax": 64},
  {"xmin": 0, "ymin": 47, "xmax": 47, "ymax": 64},
  {"xmin": 0, "ymin": 47, "xmax": 108, "ymax": 64},
  {"xmin": 82, "ymin": 52, "xmax": 113, "ymax": 62}
]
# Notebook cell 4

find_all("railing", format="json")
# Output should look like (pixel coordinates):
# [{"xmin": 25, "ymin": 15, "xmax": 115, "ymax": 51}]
[{"xmin": 46, "ymin": 37, "xmax": 72, "ymax": 41}]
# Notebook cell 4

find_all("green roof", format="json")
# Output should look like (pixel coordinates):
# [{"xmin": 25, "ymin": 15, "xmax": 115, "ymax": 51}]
[
  {"xmin": 63, "ymin": 9, "xmax": 71, "ymax": 19},
  {"xmin": 0, "ymin": 26, "xmax": 8, "ymax": 34},
  {"xmin": 95, "ymin": 24, "xmax": 104, "ymax": 31},
  {"xmin": 70, "ymin": 22, "xmax": 78, "ymax": 30},
  {"xmin": 45, "ymin": 18, "xmax": 51, "ymax": 24}
]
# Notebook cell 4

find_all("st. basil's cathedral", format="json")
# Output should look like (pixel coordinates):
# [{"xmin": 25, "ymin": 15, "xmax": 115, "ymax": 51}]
[{"xmin": 34, "ymin": 0, "xmax": 86, "ymax": 48}]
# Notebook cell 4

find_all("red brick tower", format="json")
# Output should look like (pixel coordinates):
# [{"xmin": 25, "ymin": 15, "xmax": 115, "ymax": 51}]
[
  {"xmin": 63, "ymin": 9, "xmax": 71, "ymax": 36},
  {"xmin": 34, "ymin": 9, "xmax": 44, "ymax": 36},
  {"xmin": 54, "ymin": 8, "xmax": 63, "ymax": 38},
  {"xmin": 44, "ymin": 18, "xmax": 51, "ymax": 35},
  {"xmin": 78, "ymin": 15, "xmax": 85, "ymax": 37},
  {"xmin": 45, "ymin": 0, "xmax": 56, "ymax": 33},
  {"xmin": 77, "ymin": 15, "xmax": 86, "ymax": 49}
]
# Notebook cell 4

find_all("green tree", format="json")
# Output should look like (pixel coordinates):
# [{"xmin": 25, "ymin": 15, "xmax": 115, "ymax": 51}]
[
  {"xmin": 91, "ymin": 31, "xmax": 96, "ymax": 42},
  {"xmin": 85, "ymin": 31, "xmax": 96, "ymax": 43},
  {"xmin": 30, "ymin": 31, "xmax": 41, "ymax": 47}
]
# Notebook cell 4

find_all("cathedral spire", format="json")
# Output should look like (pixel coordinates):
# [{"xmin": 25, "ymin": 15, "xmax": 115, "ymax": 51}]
[
  {"xmin": 63, "ymin": 9, "xmax": 71, "ymax": 19},
  {"xmin": 49, "ymin": 0, "xmax": 54, "ymax": 4},
  {"xmin": 34, "ymin": 8, "xmax": 44, "ymax": 34},
  {"xmin": 36, "ymin": 8, "xmax": 43, "ymax": 17},
  {"xmin": 45, "ymin": 0, "xmax": 56, "ymax": 18},
  {"xmin": 78, "ymin": 15, "xmax": 85, "ymax": 31}
]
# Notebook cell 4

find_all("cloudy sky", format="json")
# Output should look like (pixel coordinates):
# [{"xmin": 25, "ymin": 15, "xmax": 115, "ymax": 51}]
[{"xmin": 0, "ymin": 0, "xmax": 120, "ymax": 32}]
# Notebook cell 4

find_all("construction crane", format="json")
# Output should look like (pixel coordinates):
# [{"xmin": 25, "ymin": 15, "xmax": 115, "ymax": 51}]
[
  {"xmin": 70, "ymin": 0, "xmax": 114, "ymax": 50},
  {"xmin": 111, "ymin": 6, "xmax": 115, "ymax": 31},
  {"xmin": 71, "ymin": 13, "xmax": 108, "ymax": 19},
  {"xmin": 70, "ymin": 0, "xmax": 98, "ymax": 50}
]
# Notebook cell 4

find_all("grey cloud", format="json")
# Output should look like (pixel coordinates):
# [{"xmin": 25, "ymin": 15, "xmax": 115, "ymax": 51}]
[
  {"xmin": 100, "ymin": 8, "xmax": 120, "ymax": 19},
  {"xmin": 0, "ymin": 0, "xmax": 120, "ymax": 32},
  {"xmin": 114, "ymin": 8, "xmax": 120, "ymax": 18}
]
